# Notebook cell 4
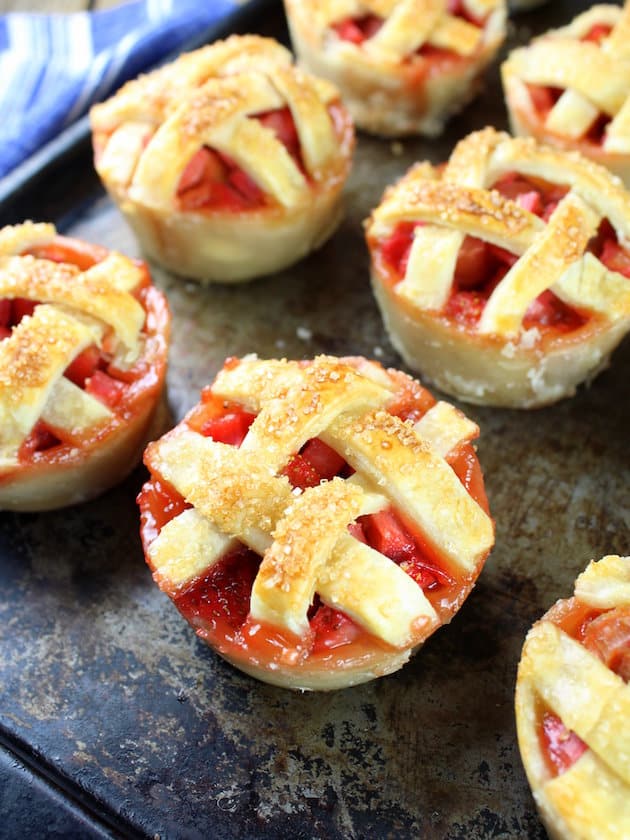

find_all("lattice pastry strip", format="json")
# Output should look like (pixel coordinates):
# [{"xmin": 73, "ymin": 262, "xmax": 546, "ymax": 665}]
[
  {"xmin": 479, "ymin": 193, "xmax": 601, "ymax": 336},
  {"xmin": 516, "ymin": 555, "xmax": 630, "ymax": 840},
  {"xmin": 543, "ymin": 752, "xmax": 630, "ymax": 840},
  {"xmin": 93, "ymin": 36, "xmax": 293, "ymax": 134},
  {"xmin": 141, "ymin": 356, "xmax": 494, "ymax": 689},
  {"xmin": 517, "ymin": 42, "xmax": 628, "ymax": 120},
  {"xmin": 0, "ymin": 222, "xmax": 56, "ymax": 257},
  {"xmin": 412, "ymin": 400, "xmax": 478, "ymax": 457},
  {"xmin": 0, "ymin": 254, "xmax": 145, "ymax": 363},
  {"xmin": 324, "ymin": 410, "xmax": 487, "ymax": 570},
  {"xmin": 41, "ymin": 377, "xmax": 112, "ymax": 440},
  {"xmin": 217, "ymin": 360, "xmax": 391, "ymax": 473},
  {"xmin": 372, "ymin": 177, "xmax": 543, "ymax": 315},
  {"xmin": 575, "ymin": 554, "xmax": 630, "ymax": 608}
]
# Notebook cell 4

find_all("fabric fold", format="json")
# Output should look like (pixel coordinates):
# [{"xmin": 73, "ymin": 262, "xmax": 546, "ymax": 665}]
[{"xmin": 0, "ymin": 0, "xmax": 241, "ymax": 178}]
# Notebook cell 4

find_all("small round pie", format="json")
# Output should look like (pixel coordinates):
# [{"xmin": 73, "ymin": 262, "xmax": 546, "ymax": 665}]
[
  {"xmin": 0, "ymin": 222, "xmax": 170, "ymax": 511},
  {"xmin": 283, "ymin": 0, "xmax": 507, "ymax": 137},
  {"xmin": 138, "ymin": 355, "xmax": 494, "ymax": 691},
  {"xmin": 90, "ymin": 35, "xmax": 354, "ymax": 284},
  {"xmin": 502, "ymin": 2, "xmax": 630, "ymax": 186},
  {"xmin": 365, "ymin": 128, "xmax": 630, "ymax": 408},
  {"xmin": 515, "ymin": 555, "xmax": 630, "ymax": 840}
]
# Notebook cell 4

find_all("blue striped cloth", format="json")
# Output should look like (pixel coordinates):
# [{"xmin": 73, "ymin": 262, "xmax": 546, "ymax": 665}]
[{"xmin": 0, "ymin": 0, "xmax": 241, "ymax": 179}]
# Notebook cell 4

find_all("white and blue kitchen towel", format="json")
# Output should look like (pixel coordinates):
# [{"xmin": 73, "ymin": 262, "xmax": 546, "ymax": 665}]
[{"xmin": 0, "ymin": 0, "xmax": 243, "ymax": 179}]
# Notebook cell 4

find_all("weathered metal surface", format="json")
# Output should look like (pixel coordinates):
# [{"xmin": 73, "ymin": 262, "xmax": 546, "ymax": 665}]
[{"xmin": 1, "ymin": 2, "xmax": 628, "ymax": 837}]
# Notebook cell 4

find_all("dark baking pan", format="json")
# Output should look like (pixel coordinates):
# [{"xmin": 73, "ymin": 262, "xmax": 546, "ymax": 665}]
[{"xmin": 1, "ymin": 1, "xmax": 628, "ymax": 838}]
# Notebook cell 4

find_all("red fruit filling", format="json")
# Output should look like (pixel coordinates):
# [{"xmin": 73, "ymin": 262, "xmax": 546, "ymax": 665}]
[
  {"xmin": 177, "ymin": 546, "xmax": 262, "ymax": 632},
  {"xmin": 582, "ymin": 23, "xmax": 613, "ymax": 44},
  {"xmin": 525, "ymin": 84, "xmax": 563, "ymax": 120},
  {"xmin": 138, "ymin": 376, "xmax": 489, "ymax": 658},
  {"xmin": 525, "ymin": 25, "xmax": 614, "ymax": 147},
  {"xmin": 540, "ymin": 712, "xmax": 589, "ymax": 776},
  {"xmin": 582, "ymin": 605, "xmax": 630, "ymax": 683},
  {"xmin": 375, "ymin": 170, "xmax": 630, "ymax": 337},
  {"xmin": 331, "ymin": 14, "xmax": 383, "ymax": 44},
  {"xmin": 175, "ymin": 102, "xmax": 346, "ymax": 213},
  {"xmin": 5, "ymin": 236, "xmax": 160, "ymax": 463},
  {"xmin": 538, "ymin": 596, "xmax": 630, "ymax": 777}
]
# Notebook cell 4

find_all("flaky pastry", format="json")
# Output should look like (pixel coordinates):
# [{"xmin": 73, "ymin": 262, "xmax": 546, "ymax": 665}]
[
  {"xmin": 284, "ymin": 0, "xmax": 507, "ymax": 137},
  {"xmin": 138, "ymin": 355, "xmax": 494, "ymax": 691},
  {"xmin": 0, "ymin": 222, "xmax": 170, "ymax": 511},
  {"xmin": 90, "ymin": 35, "xmax": 354, "ymax": 283},
  {"xmin": 502, "ymin": 2, "xmax": 630, "ymax": 186},
  {"xmin": 515, "ymin": 555, "xmax": 630, "ymax": 840},
  {"xmin": 365, "ymin": 128, "xmax": 630, "ymax": 408}
]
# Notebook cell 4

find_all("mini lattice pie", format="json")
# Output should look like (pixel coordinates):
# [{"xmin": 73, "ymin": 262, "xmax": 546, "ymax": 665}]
[
  {"xmin": 365, "ymin": 128, "xmax": 630, "ymax": 408},
  {"xmin": 90, "ymin": 35, "xmax": 354, "ymax": 284},
  {"xmin": 283, "ymin": 0, "xmax": 507, "ymax": 137},
  {"xmin": 138, "ymin": 355, "xmax": 494, "ymax": 691},
  {"xmin": 515, "ymin": 555, "xmax": 630, "ymax": 840},
  {"xmin": 502, "ymin": 2, "xmax": 630, "ymax": 186},
  {"xmin": 0, "ymin": 222, "xmax": 170, "ymax": 511}
]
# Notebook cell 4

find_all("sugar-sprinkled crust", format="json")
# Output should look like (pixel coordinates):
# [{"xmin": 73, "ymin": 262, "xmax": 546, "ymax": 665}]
[
  {"xmin": 515, "ymin": 555, "xmax": 630, "ymax": 840},
  {"xmin": 284, "ymin": 0, "xmax": 507, "ymax": 137},
  {"xmin": 90, "ymin": 35, "xmax": 354, "ymax": 283},
  {"xmin": 503, "ymin": 2, "xmax": 630, "ymax": 186},
  {"xmin": 366, "ymin": 127, "xmax": 630, "ymax": 408},
  {"xmin": 0, "ymin": 222, "xmax": 170, "ymax": 511},
  {"xmin": 141, "ymin": 355, "xmax": 494, "ymax": 690}
]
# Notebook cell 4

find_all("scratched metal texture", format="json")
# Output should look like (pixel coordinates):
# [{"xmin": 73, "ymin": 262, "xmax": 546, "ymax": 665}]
[{"xmin": 1, "ymin": 1, "xmax": 628, "ymax": 838}]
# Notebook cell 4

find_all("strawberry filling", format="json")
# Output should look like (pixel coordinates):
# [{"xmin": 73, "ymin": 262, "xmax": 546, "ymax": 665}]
[
  {"xmin": 526, "ymin": 24, "xmax": 613, "ymax": 147},
  {"xmin": 5, "ymin": 237, "xmax": 158, "ymax": 462},
  {"xmin": 176, "ymin": 146, "xmax": 267, "ymax": 212},
  {"xmin": 376, "ymin": 171, "xmax": 630, "ymax": 337},
  {"xmin": 582, "ymin": 605, "xmax": 630, "ymax": 683},
  {"xmin": 331, "ymin": 14, "xmax": 383, "ymax": 44},
  {"xmin": 138, "ymin": 374, "xmax": 488, "ymax": 659},
  {"xmin": 176, "ymin": 103, "xmax": 344, "ymax": 213},
  {"xmin": 582, "ymin": 23, "xmax": 613, "ymax": 44},
  {"xmin": 540, "ymin": 712, "xmax": 588, "ymax": 776},
  {"xmin": 538, "ymin": 597, "xmax": 630, "ymax": 777}
]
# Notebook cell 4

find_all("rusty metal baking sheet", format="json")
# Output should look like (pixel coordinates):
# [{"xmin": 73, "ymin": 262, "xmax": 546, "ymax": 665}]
[{"xmin": 1, "ymin": 1, "xmax": 628, "ymax": 838}]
